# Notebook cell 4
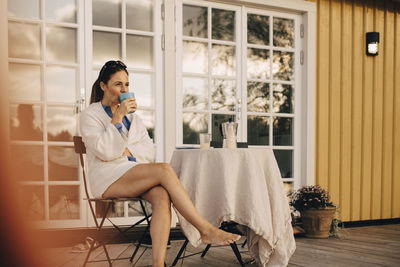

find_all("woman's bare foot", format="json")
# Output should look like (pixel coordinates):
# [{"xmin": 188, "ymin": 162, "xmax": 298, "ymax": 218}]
[{"xmin": 200, "ymin": 227, "xmax": 241, "ymax": 245}]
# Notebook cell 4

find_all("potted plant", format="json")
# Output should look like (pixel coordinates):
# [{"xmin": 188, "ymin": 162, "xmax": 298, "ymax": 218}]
[{"xmin": 290, "ymin": 185, "xmax": 337, "ymax": 238}]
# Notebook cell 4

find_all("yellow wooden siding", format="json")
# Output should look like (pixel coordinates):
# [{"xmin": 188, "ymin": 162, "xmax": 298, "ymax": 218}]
[{"xmin": 314, "ymin": 0, "xmax": 400, "ymax": 221}]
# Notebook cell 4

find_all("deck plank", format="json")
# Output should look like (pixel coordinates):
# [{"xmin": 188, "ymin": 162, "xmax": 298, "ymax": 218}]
[{"xmin": 42, "ymin": 224, "xmax": 400, "ymax": 266}]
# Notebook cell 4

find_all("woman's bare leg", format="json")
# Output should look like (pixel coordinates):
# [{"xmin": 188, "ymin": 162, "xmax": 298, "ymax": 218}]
[
  {"xmin": 140, "ymin": 186, "xmax": 171, "ymax": 267},
  {"xmin": 103, "ymin": 163, "xmax": 240, "ymax": 245}
]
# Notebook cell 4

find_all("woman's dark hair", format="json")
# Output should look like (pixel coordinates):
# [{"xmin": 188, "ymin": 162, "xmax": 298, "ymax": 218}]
[{"xmin": 90, "ymin": 60, "xmax": 128, "ymax": 103}]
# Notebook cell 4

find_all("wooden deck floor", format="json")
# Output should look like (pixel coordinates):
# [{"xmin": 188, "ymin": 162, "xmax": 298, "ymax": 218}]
[{"xmin": 44, "ymin": 224, "xmax": 400, "ymax": 267}]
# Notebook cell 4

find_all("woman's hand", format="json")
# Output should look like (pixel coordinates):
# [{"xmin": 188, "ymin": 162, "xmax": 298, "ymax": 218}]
[
  {"xmin": 112, "ymin": 98, "xmax": 137, "ymax": 124},
  {"xmin": 118, "ymin": 98, "xmax": 137, "ymax": 115}
]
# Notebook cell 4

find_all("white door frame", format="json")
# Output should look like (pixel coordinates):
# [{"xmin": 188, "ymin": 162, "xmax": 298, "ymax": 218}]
[{"xmin": 164, "ymin": 0, "xmax": 316, "ymax": 188}]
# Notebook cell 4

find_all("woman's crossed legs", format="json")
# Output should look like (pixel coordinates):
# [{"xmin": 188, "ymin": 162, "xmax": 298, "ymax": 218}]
[{"xmin": 102, "ymin": 163, "xmax": 240, "ymax": 267}]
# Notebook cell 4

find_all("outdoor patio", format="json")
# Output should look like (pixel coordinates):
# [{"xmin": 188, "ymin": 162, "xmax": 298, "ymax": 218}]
[{"xmin": 43, "ymin": 224, "xmax": 400, "ymax": 267}]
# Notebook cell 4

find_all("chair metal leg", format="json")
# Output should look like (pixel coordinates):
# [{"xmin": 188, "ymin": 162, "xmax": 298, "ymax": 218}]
[
  {"xmin": 241, "ymin": 238, "xmax": 247, "ymax": 248},
  {"xmin": 230, "ymin": 242, "xmax": 246, "ymax": 267},
  {"xmin": 171, "ymin": 239, "xmax": 189, "ymax": 266},
  {"xmin": 82, "ymin": 238, "xmax": 96, "ymax": 267},
  {"xmin": 200, "ymin": 244, "xmax": 212, "ymax": 258}
]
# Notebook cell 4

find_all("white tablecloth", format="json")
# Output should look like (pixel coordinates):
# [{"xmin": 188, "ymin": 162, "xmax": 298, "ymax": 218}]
[{"xmin": 170, "ymin": 148, "xmax": 296, "ymax": 267}]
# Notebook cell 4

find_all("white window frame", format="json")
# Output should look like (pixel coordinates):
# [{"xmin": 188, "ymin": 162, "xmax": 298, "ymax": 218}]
[
  {"xmin": 165, "ymin": 0, "xmax": 316, "ymax": 189},
  {"xmin": 6, "ymin": 0, "xmax": 86, "ymax": 229}
]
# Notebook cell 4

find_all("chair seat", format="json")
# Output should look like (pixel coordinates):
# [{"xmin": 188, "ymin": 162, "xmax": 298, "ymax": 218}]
[{"xmin": 85, "ymin": 197, "xmax": 143, "ymax": 202}]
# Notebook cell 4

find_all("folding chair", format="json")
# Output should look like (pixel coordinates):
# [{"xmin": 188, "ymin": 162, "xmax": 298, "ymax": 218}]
[
  {"xmin": 73, "ymin": 136, "xmax": 152, "ymax": 267},
  {"xmin": 172, "ymin": 142, "xmax": 252, "ymax": 266}
]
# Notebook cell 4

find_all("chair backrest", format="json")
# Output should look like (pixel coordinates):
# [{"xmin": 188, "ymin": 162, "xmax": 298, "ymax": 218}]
[
  {"xmin": 73, "ymin": 136, "xmax": 92, "ymax": 201},
  {"xmin": 210, "ymin": 141, "xmax": 248, "ymax": 148}
]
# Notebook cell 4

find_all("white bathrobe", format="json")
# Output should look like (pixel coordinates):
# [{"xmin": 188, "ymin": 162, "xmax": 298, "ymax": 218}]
[{"xmin": 79, "ymin": 102, "xmax": 155, "ymax": 198}]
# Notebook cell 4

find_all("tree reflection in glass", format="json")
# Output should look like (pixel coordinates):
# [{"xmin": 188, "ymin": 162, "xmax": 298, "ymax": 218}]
[
  {"xmin": 10, "ymin": 104, "xmax": 43, "ymax": 141},
  {"xmin": 182, "ymin": 41, "xmax": 208, "ymax": 74},
  {"xmin": 20, "ymin": 186, "xmax": 44, "ymax": 221},
  {"xmin": 212, "ymin": 114, "xmax": 235, "ymax": 142},
  {"xmin": 10, "ymin": 145, "xmax": 44, "ymax": 181},
  {"xmin": 272, "ymin": 51, "xmax": 293, "ymax": 81},
  {"xmin": 247, "ymin": 115, "xmax": 269, "ymax": 145},
  {"xmin": 212, "ymin": 8, "xmax": 235, "ymax": 41},
  {"xmin": 183, "ymin": 77, "xmax": 208, "ymax": 110},
  {"xmin": 273, "ymin": 17, "xmax": 294, "ymax": 48},
  {"xmin": 211, "ymin": 79, "xmax": 235, "ymax": 111},
  {"xmin": 247, "ymin": 48, "xmax": 270, "ymax": 79},
  {"xmin": 212, "ymin": 44, "xmax": 235, "ymax": 76},
  {"xmin": 247, "ymin": 82, "xmax": 269, "ymax": 113},
  {"xmin": 247, "ymin": 14, "xmax": 269, "ymax": 45},
  {"xmin": 273, "ymin": 83, "xmax": 294, "ymax": 114},
  {"xmin": 49, "ymin": 185, "xmax": 80, "ymax": 220},
  {"xmin": 47, "ymin": 106, "xmax": 76, "ymax": 142},
  {"xmin": 48, "ymin": 147, "xmax": 79, "ymax": 181},
  {"xmin": 273, "ymin": 116, "xmax": 293, "ymax": 146},
  {"xmin": 183, "ymin": 5, "xmax": 207, "ymax": 38},
  {"xmin": 273, "ymin": 150, "xmax": 293, "ymax": 178},
  {"xmin": 183, "ymin": 112, "xmax": 208, "ymax": 144}
]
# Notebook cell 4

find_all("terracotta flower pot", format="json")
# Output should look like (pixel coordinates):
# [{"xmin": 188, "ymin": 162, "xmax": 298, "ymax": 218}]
[{"xmin": 300, "ymin": 207, "xmax": 336, "ymax": 238}]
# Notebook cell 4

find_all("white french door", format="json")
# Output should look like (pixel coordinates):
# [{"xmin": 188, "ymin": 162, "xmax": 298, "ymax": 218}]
[
  {"xmin": 176, "ymin": 0, "xmax": 303, "ymax": 195},
  {"xmin": 7, "ymin": 0, "xmax": 163, "ymax": 228}
]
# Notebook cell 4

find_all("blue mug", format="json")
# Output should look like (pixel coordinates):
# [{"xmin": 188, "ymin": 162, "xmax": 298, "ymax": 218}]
[{"xmin": 119, "ymin": 92, "xmax": 136, "ymax": 113}]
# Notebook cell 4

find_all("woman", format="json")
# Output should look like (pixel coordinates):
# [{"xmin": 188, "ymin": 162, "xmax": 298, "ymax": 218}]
[{"xmin": 80, "ymin": 60, "xmax": 240, "ymax": 267}]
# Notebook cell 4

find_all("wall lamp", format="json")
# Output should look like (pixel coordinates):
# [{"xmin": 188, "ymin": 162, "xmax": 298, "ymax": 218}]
[{"xmin": 366, "ymin": 32, "xmax": 379, "ymax": 56}]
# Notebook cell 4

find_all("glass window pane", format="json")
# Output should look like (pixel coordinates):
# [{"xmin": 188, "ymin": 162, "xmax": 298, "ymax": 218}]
[
  {"xmin": 93, "ymin": 31, "xmax": 121, "ymax": 65},
  {"xmin": 46, "ymin": 0, "xmax": 77, "ymax": 23},
  {"xmin": 46, "ymin": 66, "xmax": 76, "ymax": 103},
  {"xmin": 126, "ymin": 0, "xmax": 153, "ymax": 31},
  {"xmin": 135, "ymin": 110, "xmax": 155, "ymax": 139},
  {"xmin": 10, "ymin": 104, "xmax": 43, "ymax": 141},
  {"xmin": 20, "ymin": 186, "xmax": 44, "ymax": 221},
  {"xmin": 92, "ymin": 0, "xmax": 121, "ymax": 28},
  {"xmin": 8, "ymin": 63, "xmax": 41, "ymax": 101},
  {"xmin": 10, "ymin": 145, "xmax": 44, "ymax": 181},
  {"xmin": 183, "ymin": 77, "xmax": 208, "ymax": 110},
  {"xmin": 247, "ymin": 48, "xmax": 270, "ymax": 79},
  {"xmin": 46, "ymin": 26, "xmax": 77, "ymax": 63},
  {"xmin": 273, "ymin": 83, "xmax": 294, "ymax": 114},
  {"xmin": 212, "ymin": 9, "xmax": 235, "ymax": 41},
  {"xmin": 48, "ymin": 146, "xmax": 79, "ymax": 181},
  {"xmin": 128, "ymin": 200, "xmax": 152, "ymax": 217},
  {"xmin": 183, "ymin": 41, "xmax": 208, "ymax": 74},
  {"xmin": 283, "ymin": 182, "xmax": 294, "ymax": 199},
  {"xmin": 273, "ymin": 150, "xmax": 293, "ymax": 178},
  {"xmin": 211, "ymin": 114, "xmax": 235, "ymax": 143},
  {"xmin": 130, "ymin": 73, "xmax": 152, "ymax": 107},
  {"xmin": 247, "ymin": 115, "xmax": 269, "ymax": 145},
  {"xmin": 212, "ymin": 44, "xmax": 235, "ymax": 76},
  {"xmin": 211, "ymin": 79, "xmax": 235, "ymax": 111},
  {"xmin": 126, "ymin": 35, "xmax": 153, "ymax": 70},
  {"xmin": 183, "ymin": 112, "xmax": 208, "ymax": 144},
  {"xmin": 273, "ymin": 17, "xmax": 294, "ymax": 48},
  {"xmin": 248, "ymin": 14, "xmax": 269, "ymax": 45},
  {"xmin": 8, "ymin": 22, "xmax": 41, "ymax": 60},
  {"xmin": 247, "ymin": 82, "xmax": 269, "ymax": 113},
  {"xmin": 272, "ymin": 51, "xmax": 294, "ymax": 81},
  {"xmin": 183, "ymin": 5, "xmax": 207, "ymax": 38},
  {"xmin": 8, "ymin": 0, "xmax": 39, "ymax": 19},
  {"xmin": 49, "ymin": 185, "xmax": 80, "ymax": 220},
  {"xmin": 96, "ymin": 201, "xmax": 123, "ymax": 218},
  {"xmin": 273, "ymin": 116, "xmax": 293, "ymax": 146},
  {"xmin": 47, "ymin": 106, "xmax": 77, "ymax": 142}
]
